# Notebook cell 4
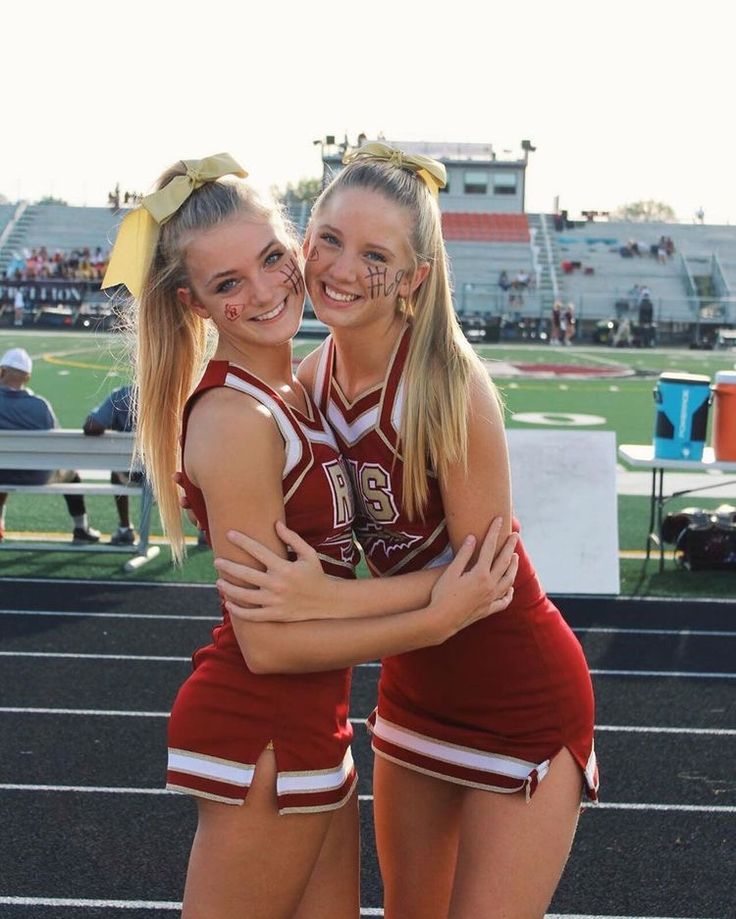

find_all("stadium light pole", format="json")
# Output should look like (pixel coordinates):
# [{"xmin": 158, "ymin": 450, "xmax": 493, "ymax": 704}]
[{"xmin": 520, "ymin": 139, "xmax": 536, "ymax": 213}]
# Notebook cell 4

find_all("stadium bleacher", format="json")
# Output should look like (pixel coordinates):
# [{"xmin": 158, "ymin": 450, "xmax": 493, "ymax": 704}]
[
  {"xmin": 0, "ymin": 204, "xmax": 15, "ymax": 237},
  {"xmin": 553, "ymin": 223, "xmax": 692, "ymax": 321},
  {"xmin": 442, "ymin": 212, "xmax": 530, "ymax": 243},
  {"xmin": 9, "ymin": 204, "xmax": 121, "ymax": 252},
  {"xmin": 2, "ymin": 202, "xmax": 736, "ymax": 340}
]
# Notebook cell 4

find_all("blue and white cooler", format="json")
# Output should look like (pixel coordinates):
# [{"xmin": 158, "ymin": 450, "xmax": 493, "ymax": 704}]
[{"xmin": 653, "ymin": 372, "xmax": 711, "ymax": 460}]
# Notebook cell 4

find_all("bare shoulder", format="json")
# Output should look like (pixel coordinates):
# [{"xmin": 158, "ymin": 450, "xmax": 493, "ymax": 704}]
[
  {"xmin": 296, "ymin": 340, "xmax": 327, "ymax": 398},
  {"xmin": 188, "ymin": 386, "xmax": 276, "ymax": 439},
  {"xmin": 467, "ymin": 358, "xmax": 505, "ymax": 429},
  {"xmin": 185, "ymin": 387, "xmax": 283, "ymax": 484}
]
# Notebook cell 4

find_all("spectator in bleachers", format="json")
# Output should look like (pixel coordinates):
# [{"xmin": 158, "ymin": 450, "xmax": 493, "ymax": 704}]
[
  {"xmin": 638, "ymin": 293, "xmax": 655, "ymax": 347},
  {"xmin": 637, "ymin": 285, "xmax": 652, "ymax": 305},
  {"xmin": 612, "ymin": 317, "xmax": 633, "ymax": 347},
  {"xmin": 615, "ymin": 298, "xmax": 631, "ymax": 319},
  {"xmin": 550, "ymin": 300, "xmax": 562, "ymax": 345},
  {"xmin": 562, "ymin": 302, "xmax": 576, "ymax": 345},
  {"xmin": 0, "ymin": 347, "xmax": 101, "ymax": 544},
  {"xmin": 658, "ymin": 235, "xmax": 674, "ymax": 260},
  {"xmin": 13, "ymin": 290, "xmax": 24, "ymax": 327},
  {"xmin": 4, "ymin": 246, "xmax": 110, "ymax": 281},
  {"xmin": 498, "ymin": 269, "xmax": 510, "ymax": 291}
]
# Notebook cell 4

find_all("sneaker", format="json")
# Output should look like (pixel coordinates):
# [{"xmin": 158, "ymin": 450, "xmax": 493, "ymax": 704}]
[
  {"xmin": 110, "ymin": 526, "xmax": 136, "ymax": 546},
  {"xmin": 72, "ymin": 526, "xmax": 101, "ymax": 544}
]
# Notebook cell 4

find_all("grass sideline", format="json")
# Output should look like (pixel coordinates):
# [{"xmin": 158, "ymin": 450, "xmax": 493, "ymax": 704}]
[{"xmin": 1, "ymin": 329, "xmax": 735, "ymax": 595}]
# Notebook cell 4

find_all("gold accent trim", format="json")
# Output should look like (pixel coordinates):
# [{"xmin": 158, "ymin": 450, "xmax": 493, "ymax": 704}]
[
  {"xmin": 380, "ymin": 519, "xmax": 449, "ymax": 578},
  {"xmin": 371, "ymin": 748, "xmax": 527, "ymax": 796},
  {"xmin": 278, "ymin": 773, "xmax": 358, "ymax": 815},
  {"xmin": 165, "ymin": 783, "xmax": 245, "ymax": 806},
  {"xmin": 371, "ymin": 715, "xmax": 540, "ymax": 769}
]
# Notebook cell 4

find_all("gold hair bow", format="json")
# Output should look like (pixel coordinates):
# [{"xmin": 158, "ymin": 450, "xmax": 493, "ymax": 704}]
[
  {"xmin": 101, "ymin": 153, "xmax": 248, "ymax": 299},
  {"xmin": 343, "ymin": 141, "xmax": 447, "ymax": 198}
]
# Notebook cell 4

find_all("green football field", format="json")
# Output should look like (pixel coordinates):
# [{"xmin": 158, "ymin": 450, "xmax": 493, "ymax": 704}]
[{"xmin": 1, "ymin": 328, "xmax": 735, "ymax": 596}]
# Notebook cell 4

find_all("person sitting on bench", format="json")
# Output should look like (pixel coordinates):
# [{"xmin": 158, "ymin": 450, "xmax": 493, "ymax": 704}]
[
  {"xmin": 0, "ymin": 347, "xmax": 100, "ymax": 544},
  {"xmin": 83, "ymin": 384, "xmax": 140, "ymax": 545}
]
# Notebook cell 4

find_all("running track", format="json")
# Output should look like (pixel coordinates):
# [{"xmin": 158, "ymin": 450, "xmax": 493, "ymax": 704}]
[{"xmin": 0, "ymin": 579, "xmax": 734, "ymax": 918}]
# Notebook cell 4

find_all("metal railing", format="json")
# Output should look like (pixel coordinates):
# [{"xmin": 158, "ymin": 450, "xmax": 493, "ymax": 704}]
[{"xmin": 455, "ymin": 284, "xmax": 735, "ymax": 326}]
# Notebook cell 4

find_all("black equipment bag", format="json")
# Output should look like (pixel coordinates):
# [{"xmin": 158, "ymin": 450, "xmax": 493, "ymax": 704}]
[{"xmin": 661, "ymin": 505, "xmax": 736, "ymax": 571}]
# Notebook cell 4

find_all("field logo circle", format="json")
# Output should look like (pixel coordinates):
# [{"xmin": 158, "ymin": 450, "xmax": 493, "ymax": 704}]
[{"xmin": 511, "ymin": 412, "xmax": 606, "ymax": 427}]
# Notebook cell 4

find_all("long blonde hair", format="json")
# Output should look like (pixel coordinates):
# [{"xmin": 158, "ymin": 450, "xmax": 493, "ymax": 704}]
[
  {"xmin": 124, "ymin": 163, "xmax": 287, "ymax": 562},
  {"xmin": 312, "ymin": 159, "xmax": 501, "ymax": 519}
]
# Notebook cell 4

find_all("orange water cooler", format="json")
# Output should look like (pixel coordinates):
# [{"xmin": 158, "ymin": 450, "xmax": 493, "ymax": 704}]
[{"xmin": 712, "ymin": 370, "xmax": 736, "ymax": 461}]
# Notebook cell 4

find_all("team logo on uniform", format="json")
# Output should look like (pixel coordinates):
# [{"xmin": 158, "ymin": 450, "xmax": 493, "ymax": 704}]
[
  {"xmin": 358, "ymin": 521, "xmax": 422, "ymax": 558},
  {"xmin": 348, "ymin": 460, "xmax": 399, "ymax": 525},
  {"xmin": 320, "ymin": 531, "xmax": 359, "ymax": 564},
  {"xmin": 322, "ymin": 458, "xmax": 356, "ymax": 528}
]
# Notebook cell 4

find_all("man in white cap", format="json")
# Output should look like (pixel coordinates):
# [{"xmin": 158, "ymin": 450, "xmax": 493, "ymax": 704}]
[{"xmin": 0, "ymin": 347, "xmax": 100, "ymax": 543}]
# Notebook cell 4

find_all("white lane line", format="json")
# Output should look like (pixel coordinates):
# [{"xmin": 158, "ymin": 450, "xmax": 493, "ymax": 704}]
[
  {"xmin": 353, "ymin": 663, "xmax": 736, "ymax": 677},
  {"xmin": 0, "ymin": 898, "xmax": 181, "ymax": 910},
  {"xmin": 359, "ymin": 915, "xmax": 723, "ymax": 919},
  {"xmin": 592, "ymin": 802, "xmax": 736, "ymax": 813},
  {"xmin": 3, "ymin": 610, "xmax": 736, "ymax": 638},
  {"xmin": 0, "ymin": 652, "xmax": 191, "ymax": 662},
  {"xmin": 1, "ymin": 785, "xmax": 734, "ymax": 813},
  {"xmin": 2, "ymin": 709, "xmax": 736, "ymax": 736},
  {"xmin": 0, "ymin": 785, "xmax": 171, "ymax": 794},
  {"xmin": 594, "ymin": 725, "xmax": 736, "ymax": 736},
  {"xmin": 575, "ymin": 627, "xmax": 736, "ymax": 638},
  {"xmin": 0, "ymin": 707, "xmax": 170, "ymax": 717},
  {"xmin": 3, "ymin": 653, "xmax": 734, "ymax": 678},
  {"xmin": 0, "ymin": 904, "xmax": 715, "ymax": 919},
  {"xmin": 589, "ymin": 669, "xmax": 736, "ymax": 679},
  {"xmin": 0, "ymin": 609, "xmax": 216, "ymax": 621},
  {"xmin": 365, "ymin": 796, "xmax": 734, "ymax": 813}
]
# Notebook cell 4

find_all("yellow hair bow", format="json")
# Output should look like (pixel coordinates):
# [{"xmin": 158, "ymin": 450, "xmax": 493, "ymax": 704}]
[
  {"xmin": 343, "ymin": 141, "xmax": 447, "ymax": 198},
  {"xmin": 102, "ymin": 153, "xmax": 248, "ymax": 299}
]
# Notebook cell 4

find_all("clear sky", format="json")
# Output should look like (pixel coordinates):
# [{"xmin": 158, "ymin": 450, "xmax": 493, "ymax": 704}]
[{"xmin": 4, "ymin": 0, "xmax": 735, "ymax": 223}]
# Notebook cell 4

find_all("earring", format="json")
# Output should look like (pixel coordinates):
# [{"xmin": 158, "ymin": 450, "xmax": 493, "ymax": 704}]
[{"xmin": 397, "ymin": 296, "xmax": 407, "ymax": 315}]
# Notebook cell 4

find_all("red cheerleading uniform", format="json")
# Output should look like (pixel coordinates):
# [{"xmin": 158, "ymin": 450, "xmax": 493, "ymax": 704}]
[
  {"xmin": 166, "ymin": 360, "xmax": 361, "ymax": 814},
  {"xmin": 313, "ymin": 327, "xmax": 599, "ymax": 802}
]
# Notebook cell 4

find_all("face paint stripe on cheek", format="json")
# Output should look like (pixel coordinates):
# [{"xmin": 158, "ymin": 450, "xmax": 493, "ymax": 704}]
[
  {"xmin": 279, "ymin": 258, "xmax": 304, "ymax": 297},
  {"xmin": 365, "ymin": 266, "xmax": 387, "ymax": 299}
]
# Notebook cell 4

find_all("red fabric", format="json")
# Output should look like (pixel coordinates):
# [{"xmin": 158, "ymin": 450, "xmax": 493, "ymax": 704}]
[
  {"xmin": 316, "ymin": 331, "xmax": 598, "ymax": 801},
  {"xmin": 167, "ymin": 361, "xmax": 359, "ymax": 812}
]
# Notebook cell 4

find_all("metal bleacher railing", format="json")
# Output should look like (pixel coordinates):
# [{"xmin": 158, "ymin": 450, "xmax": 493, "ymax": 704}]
[{"xmin": 455, "ymin": 283, "xmax": 736, "ymax": 345}]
